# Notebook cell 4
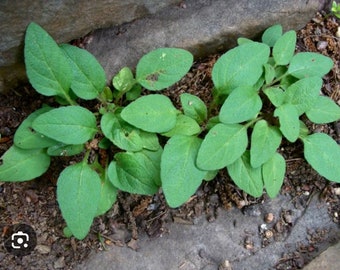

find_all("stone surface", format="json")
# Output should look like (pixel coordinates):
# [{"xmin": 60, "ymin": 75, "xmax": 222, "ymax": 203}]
[
  {"xmin": 303, "ymin": 242, "xmax": 340, "ymax": 270},
  {"xmin": 0, "ymin": 0, "xmax": 179, "ymax": 92},
  {"xmin": 85, "ymin": 0, "xmax": 330, "ymax": 84},
  {"xmin": 76, "ymin": 193, "xmax": 340, "ymax": 270}
]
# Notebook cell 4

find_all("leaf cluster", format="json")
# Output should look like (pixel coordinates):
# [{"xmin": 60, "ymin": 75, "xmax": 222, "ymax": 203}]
[{"xmin": 1, "ymin": 23, "xmax": 339, "ymax": 240}]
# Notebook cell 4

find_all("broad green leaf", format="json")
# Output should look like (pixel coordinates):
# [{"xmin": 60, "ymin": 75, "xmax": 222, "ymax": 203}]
[
  {"xmin": 262, "ymin": 152, "xmax": 285, "ymax": 198},
  {"xmin": 60, "ymin": 44, "xmax": 106, "ymax": 100},
  {"xmin": 203, "ymin": 170, "xmax": 219, "ymax": 181},
  {"xmin": 264, "ymin": 63, "xmax": 275, "ymax": 85},
  {"xmin": 32, "ymin": 106, "xmax": 97, "ymax": 144},
  {"xmin": 136, "ymin": 48, "xmax": 193, "ymax": 91},
  {"xmin": 112, "ymin": 67, "xmax": 136, "ymax": 92},
  {"xmin": 212, "ymin": 42, "xmax": 270, "ymax": 95},
  {"xmin": 250, "ymin": 120, "xmax": 282, "ymax": 168},
  {"xmin": 274, "ymin": 104, "xmax": 300, "ymax": 142},
  {"xmin": 284, "ymin": 77, "xmax": 322, "ymax": 115},
  {"xmin": 180, "ymin": 93, "xmax": 207, "ymax": 124},
  {"xmin": 206, "ymin": 116, "xmax": 220, "ymax": 130},
  {"xmin": 101, "ymin": 112, "xmax": 159, "ymax": 151},
  {"xmin": 126, "ymin": 84, "xmax": 142, "ymax": 101},
  {"xmin": 196, "ymin": 123, "xmax": 248, "ymax": 170},
  {"xmin": 302, "ymin": 133, "xmax": 340, "ymax": 183},
  {"xmin": 101, "ymin": 112, "xmax": 143, "ymax": 152},
  {"xmin": 299, "ymin": 120, "xmax": 310, "ymax": 140},
  {"xmin": 227, "ymin": 151, "xmax": 263, "ymax": 197},
  {"xmin": 273, "ymin": 30, "xmax": 296, "ymax": 66},
  {"xmin": 263, "ymin": 87, "xmax": 285, "ymax": 107},
  {"xmin": 161, "ymin": 135, "xmax": 206, "ymax": 207},
  {"xmin": 219, "ymin": 86, "xmax": 262, "ymax": 124},
  {"xmin": 162, "ymin": 114, "xmax": 201, "ymax": 137},
  {"xmin": 288, "ymin": 52, "xmax": 333, "ymax": 79},
  {"xmin": 24, "ymin": 22, "xmax": 72, "ymax": 98},
  {"xmin": 0, "ymin": 146, "xmax": 50, "ymax": 182},
  {"xmin": 237, "ymin": 37, "xmax": 253, "ymax": 45},
  {"xmin": 109, "ymin": 149, "xmax": 162, "ymax": 195},
  {"xmin": 262, "ymin": 24, "xmax": 283, "ymax": 47},
  {"xmin": 306, "ymin": 96, "xmax": 340, "ymax": 124},
  {"xmin": 57, "ymin": 162, "xmax": 101, "ymax": 240},
  {"xmin": 47, "ymin": 143, "xmax": 84, "ymax": 156},
  {"xmin": 96, "ymin": 170, "xmax": 118, "ymax": 216},
  {"xmin": 14, "ymin": 107, "xmax": 58, "ymax": 149},
  {"xmin": 121, "ymin": 94, "xmax": 178, "ymax": 133}
]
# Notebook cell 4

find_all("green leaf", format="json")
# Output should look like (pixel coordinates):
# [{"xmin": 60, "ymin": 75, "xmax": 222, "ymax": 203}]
[
  {"xmin": 126, "ymin": 84, "xmax": 142, "ymax": 101},
  {"xmin": 212, "ymin": 42, "xmax": 270, "ymax": 95},
  {"xmin": 57, "ymin": 162, "xmax": 101, "ymax": 240},
  {"xmin": 274, "ymin": 104, "xmax": 300, "ymax": 142},
  {"xmin": 121, "ymin": 94, "xmax": 178, "ymax": 133},
  {"xmin": 262, "ymin": 152, "xmax": 285, "ymax": 198},
  {"xmin": 250, "ymin": 120, "xmax": 282, "ymax": 168},
  {"xmin": 237, "ymin": 37, "xmax": 253, "ymax": 45},
  {"xmin": 161, "ymin": 135, "xmax": 206, "ymax": 207},
  {"xmin": 162, "ymin": 114, "xmax": 201, "ymax": 137},
  {"xmin": 262, "ymin": 24, "xmax": 283, "ymax": 47},
  {"xmin": 284, "ymin": 77, "xmax": 322, "ymax": 115},
  {"xmin": 47, "ymin": 143, "xmax": 84, "ymax": 156},
  {"xmin": 24, "ymin": 22, "xmax": 72, "ymax": 98},
  {"xmin": 136, "ymin": 48, "xmax": 193, "ymax": 91},
  {"xmin": 14, "ymin": 107, "xmax": 58, "ymax": 149},
  {"xmin": 263, "ymin": 87, "xmax": 285, "ymax": 107},
  {"xmin": 272, "ymin": 30, "xmax": 296, "ymax": 66},
  {"xmin": 32, "ymin": 106, "xmax": 97, "ymax": 144},
  {"xmin": 112, "ymin": 67, "xmax": 136, "ymax": 92},
  {"xmin": 288, "ymin": 52, "xmax": 333, "ymax": 79},
  {"xmin": 227, "ymin": 151, "xmax": 263, "ymax": 197},
  {"xmin": 101, "ymin": 112, "xmax": 143, "ymax": 152},
  {"xmin": 306, "ymin": 96, "xmax": 340, "ymax": 124},
  {"xmin": 0, "ymin": 146, "xmax": 50, "ymax": 182},
  {"xmin": 96, "ymin": 170, "xmax": 118, "ymax": 216},
  {"xmin": 60, "ymin": 44, "xmax": 106, "ymax": 100},
  {"xmin": 196, "ymin": 123, "xmax": 248, "ymax": 170},
  {"xmin": 180, "ymin": 93, "xmax": 207, "ymax": 124},
  {"xmin": 109, "ymin": 149, "xmax": 162, "ymax": 195},
  {"xmin": 302, "ymin": 133, "xmax": 340, "ymax": 183},
  {"xmin": 219, "ymin": 86, "xmax": 262, "ymax": 124},
  {"xmin": 264, "ymin": 63, "xmax": 276, "ymax": 85}
]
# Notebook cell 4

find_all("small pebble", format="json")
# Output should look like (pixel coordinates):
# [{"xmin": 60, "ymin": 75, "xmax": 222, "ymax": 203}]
[
  {"xmin": 264, "ymin": 213, "xmax": 274, "ymax": 223},
  {"xmin": 336, "ymin": 26, "xmax": 340, "ymax": 38},
  {"xmin": 264, "ymin": 230, "xmax": 274, "ymax": 238},
  {"xmin": 35, "ymin": 244, "xmax": 51, "ymax": 254},
  {"xmin": 54, "ymin": 256, "xmax": 65, "ymax": 269},
  {"xmin": 317, "ymin": 41, "xmax": 328, "ymax": 50},
  {"xmin": 218, "ymin": 260, "xmax": 232, "ymax": 270}
]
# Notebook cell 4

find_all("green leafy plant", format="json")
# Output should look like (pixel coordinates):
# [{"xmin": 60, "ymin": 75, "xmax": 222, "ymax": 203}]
[
  {"xmin": 1, "ymin": 22, "xmax": 340, "ymax": 240},
  {"xmin": 331, "ymin": 1, "xmax": 340, "ymax": 19}
]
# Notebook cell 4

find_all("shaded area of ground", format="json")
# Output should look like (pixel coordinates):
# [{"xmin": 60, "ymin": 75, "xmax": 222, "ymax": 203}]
[{"xmin": 0, "ymin": 11, "xmax": 339, "ymax": 270}]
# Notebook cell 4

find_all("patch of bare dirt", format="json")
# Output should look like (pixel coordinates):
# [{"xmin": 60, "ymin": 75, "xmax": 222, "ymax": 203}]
[{"xmin": 0, "ymin": 11, "xmax": 340, "ymax": 270}]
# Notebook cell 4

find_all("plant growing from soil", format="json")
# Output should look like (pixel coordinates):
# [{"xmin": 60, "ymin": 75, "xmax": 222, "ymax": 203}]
[{"xmin": 1, "ymin": 23, "xmax": 340, "ymax": 240}]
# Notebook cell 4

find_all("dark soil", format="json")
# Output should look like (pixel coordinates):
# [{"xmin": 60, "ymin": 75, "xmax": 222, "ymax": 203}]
[{"xmin": 1, "ymin": 12, "xmax": 340, "ymax": 270}]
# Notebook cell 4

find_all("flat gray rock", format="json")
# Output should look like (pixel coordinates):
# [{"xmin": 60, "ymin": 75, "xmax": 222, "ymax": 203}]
[
  {"xmin": 84, "ymin": 0, "xmax": 329, "ymax": 84},
  {"xmin": 77, "ymin": 194, "xmax": 339, "ymax": 269}
]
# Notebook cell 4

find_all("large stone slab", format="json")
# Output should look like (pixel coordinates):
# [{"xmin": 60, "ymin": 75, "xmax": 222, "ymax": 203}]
[
  {"xmin": 76, "ymin": 194, "xmax": 340, "ymax": 269},
  {"xmin": 0, "ymin": 0, "xmax": 179, "ymax": 92},
  {"xmin": 85, "ymin": 0, "xmax": 330, "ymax": 84}
]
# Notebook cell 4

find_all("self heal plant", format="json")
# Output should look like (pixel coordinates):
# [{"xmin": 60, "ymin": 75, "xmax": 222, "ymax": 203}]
[
  {"xmin": 0, "ymin": 22, "xmax": 193, "ymax": 240},
  {"xmin": 1, "ymin": 23, "xmax": 340, "ymax": 240}
]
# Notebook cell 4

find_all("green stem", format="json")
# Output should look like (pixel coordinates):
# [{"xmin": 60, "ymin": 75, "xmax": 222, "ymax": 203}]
[
  {"xmin": 64, "ymin": 93, "xmax": 77, "ymax": 106},
  {"xmin": 244, "ymin": 117, "xmax": 262, "ymax": 129}
]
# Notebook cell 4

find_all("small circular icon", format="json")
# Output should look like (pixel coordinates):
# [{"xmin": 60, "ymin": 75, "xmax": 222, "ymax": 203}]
[{"xmin": 4, "ymin": 224, "xmax": 37, "ymax": 256}]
